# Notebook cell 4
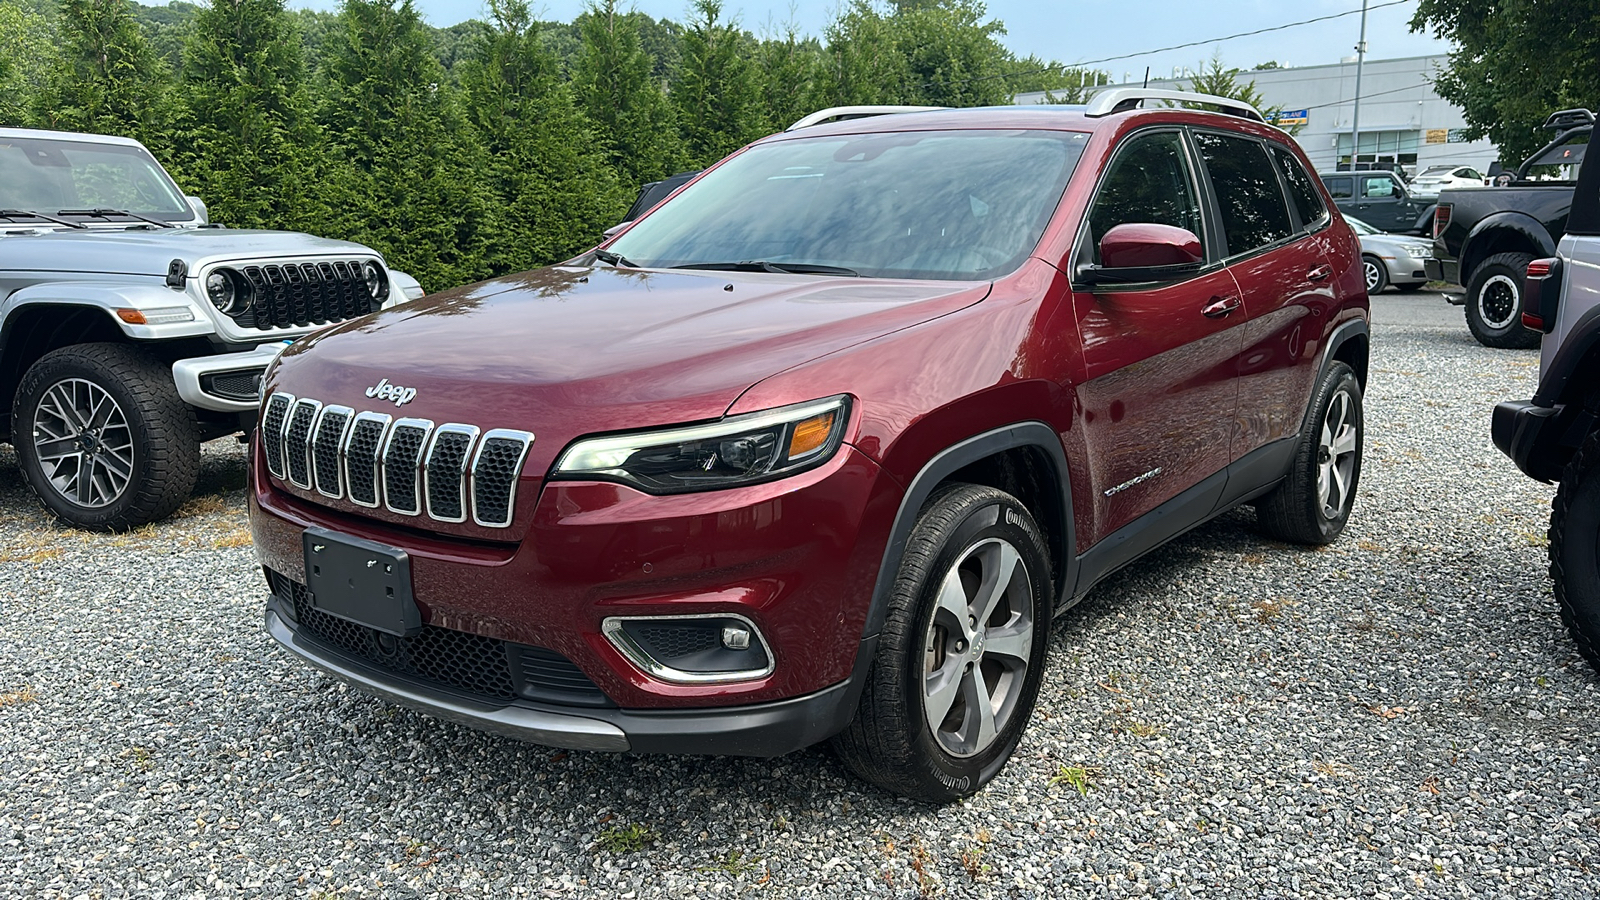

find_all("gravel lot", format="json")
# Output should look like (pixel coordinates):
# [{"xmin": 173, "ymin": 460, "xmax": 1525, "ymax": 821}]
[{"xmin": 1, "ymin": 292, "xmax": 1596, "ymax": 899}]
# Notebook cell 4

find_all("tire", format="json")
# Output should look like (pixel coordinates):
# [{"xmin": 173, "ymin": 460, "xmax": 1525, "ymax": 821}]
[
  {"xmin": 12, "ymin": 343, "xmax": 200, "ymax": 531},
  {"xmin": 1550, "ymin": 429, "xmax": 1600, "ymax": 673},
  {"xmin": 832, "ymin": 484, "xmax": 1053, "ymax": 802},
  {"xmin": 1256, "ymin": 361, "xmax": 1363, "ymax": 544},
  {"xmin": 1362, "ymin": 255, "xmax": 1389, "ymax": 294},
  {"xmin": 1464, "ymin": 251, "xmax": 1540, "ymax": 349}
]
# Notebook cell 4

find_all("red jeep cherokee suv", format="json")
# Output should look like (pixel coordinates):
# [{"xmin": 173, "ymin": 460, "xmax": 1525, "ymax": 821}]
[{"xmin": 250, "ymin": 92, "xmax": 1370, "ymax": 802}]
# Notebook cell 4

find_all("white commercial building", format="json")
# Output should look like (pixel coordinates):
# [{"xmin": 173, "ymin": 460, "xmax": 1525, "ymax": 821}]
[{"xmin": 1015, "ymin": 54, "xmax": 1499, "ymax": 179}]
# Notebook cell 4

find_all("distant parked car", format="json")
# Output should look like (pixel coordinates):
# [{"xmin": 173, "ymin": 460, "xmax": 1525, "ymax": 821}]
[
  {"xmin": 1319, "ymin": 170, "xmax": 1434, "ymax": 234},
  {"xmin": 1345, "ymin": 215, "xmax": 1431, "ymax": 293},
  {"xmin": 1407, "ymin": 165, "xmax": 1485, "ymax": 199}
]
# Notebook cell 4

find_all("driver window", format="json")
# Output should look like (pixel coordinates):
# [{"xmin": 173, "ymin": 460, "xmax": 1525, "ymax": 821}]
[
  {"xmin": 1086, "ymin": 131, "xmax": 1202, "ymax": 261},
  {"xmin": 1361, "ymin": 175, "xmax": 1396, "ymax": 199}
]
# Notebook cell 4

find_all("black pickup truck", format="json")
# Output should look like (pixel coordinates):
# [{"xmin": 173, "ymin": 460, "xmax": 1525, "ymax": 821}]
[{"xmin": 1428, "ymin": 109, "xmax": 1592, "ymax": 348}]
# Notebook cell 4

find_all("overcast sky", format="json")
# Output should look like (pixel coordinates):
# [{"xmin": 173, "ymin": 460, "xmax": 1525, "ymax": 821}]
[{"xmin": 285, "ymin": 0, "xmax": 1454, "ymax": 80}]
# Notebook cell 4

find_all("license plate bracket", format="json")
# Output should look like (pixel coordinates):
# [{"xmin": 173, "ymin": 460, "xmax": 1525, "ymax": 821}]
[{"xmin": 303, "ymin": 526, "xmax": 421, "ymax": 637}]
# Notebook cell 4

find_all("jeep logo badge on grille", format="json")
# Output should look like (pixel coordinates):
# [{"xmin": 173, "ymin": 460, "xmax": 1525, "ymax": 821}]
[{"xmin": 365, "ymin": 378, "xmax": 417, "ymax": 407}]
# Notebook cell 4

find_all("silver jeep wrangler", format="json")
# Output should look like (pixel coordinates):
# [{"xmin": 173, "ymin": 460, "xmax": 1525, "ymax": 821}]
[{"xmin": 0, "ymin": 127, "xmax": 422, "ymax": 530}]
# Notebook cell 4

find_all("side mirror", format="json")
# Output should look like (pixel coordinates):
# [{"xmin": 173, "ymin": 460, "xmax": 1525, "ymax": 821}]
[
  {"xmin": 1391, "ymin": 185, "xmax": 1404, "ymax": 199},
  {"xmin": 602, "ymin": 223, "xmax": 626, "ymax": 239},
  {"xmin": 1078, "ymin": 223, "xmax": 1204, "ymax": 285},
  {"xmin": 186, "ymin": 195, "xmax": 208, "ymax": 224}
]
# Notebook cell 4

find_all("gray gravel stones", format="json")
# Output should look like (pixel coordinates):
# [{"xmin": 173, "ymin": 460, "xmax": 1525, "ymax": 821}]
[{"xmin": 1, "ymin": 293, "xmax": 1596, "ymax": 898}]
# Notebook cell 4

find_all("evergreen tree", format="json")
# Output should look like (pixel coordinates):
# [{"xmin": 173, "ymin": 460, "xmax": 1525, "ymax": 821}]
[
  {"xmin": 753, "ymin": 24, "xmax": 824, "ymax": 133},
  {"xmin": 1185, "ymin": 54, "xmax": 1297, "ymax": 134},
  {"xmin": 894, "ymin": 0, "xmax": 1010, "ymax": 107},
  {"xmin": 573, "ymin": 0, "xmax": 684, "ymax": 190},
  {"xmin": 317, "ymin": 0, "xmax": 497, "ymax": 291},
  {"xmin": 817, "ymin": 0, "xmax": 908, "ymax": 106},
  {"xmin": 673, "ymin": 0, "xmax": 763, "ymax": 167},
  {"xmin": 462, "ymin": 0, "xmax": 625, "ymax": 272},
  {"xmin": 36, "ymin": 0, "xmax": 173, "ymax": 149},
  {"xmin": 178, "ymin": 0, "xmax": 319, "ymax": 230},
  {"xmin": 0, "ymin": 1, "xmax": 56, "ymax": 127}
]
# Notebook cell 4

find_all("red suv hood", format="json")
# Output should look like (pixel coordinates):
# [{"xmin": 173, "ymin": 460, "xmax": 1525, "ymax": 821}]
[{"xmin": 274, "ymin": 266, "xmax": 986, "ymax": 425}]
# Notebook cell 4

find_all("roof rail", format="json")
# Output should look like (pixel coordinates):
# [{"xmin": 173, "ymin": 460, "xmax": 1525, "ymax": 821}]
[
  {"xmin": 786, "ymin": 105, "xmax": 945, "ymax": 132},
  {"xmin": 1084, "ymin": 88, "xmax": 1265, "ymax": 123},
  {"xmin": 1541, "ymin": 108, "xmax": 1595, "ymax": 131}
]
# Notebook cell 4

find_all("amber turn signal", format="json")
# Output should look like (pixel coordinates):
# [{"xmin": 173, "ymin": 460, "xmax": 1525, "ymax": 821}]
[{"xmin": 787, "ymin": 411, "xmax": 836, "ymax": 460}]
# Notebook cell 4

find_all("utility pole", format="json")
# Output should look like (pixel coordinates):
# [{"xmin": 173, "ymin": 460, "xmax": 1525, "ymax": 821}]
[{"xmin": 1349, "ymin": 0, "xmax": 1368, "ymax": 171}]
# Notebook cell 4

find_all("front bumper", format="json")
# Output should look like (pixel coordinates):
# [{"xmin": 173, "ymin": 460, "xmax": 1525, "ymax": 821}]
[
  {"xmin": 172, "ymin": 342, "xmax": 287, "ymax": 412},
  {"xmin": 1492, "ymin": 399, "xmax": 1565, "ymax": 482},
  {"xmin": 266, "ymin": 602, "xmax": 860, "ymax": 756}
]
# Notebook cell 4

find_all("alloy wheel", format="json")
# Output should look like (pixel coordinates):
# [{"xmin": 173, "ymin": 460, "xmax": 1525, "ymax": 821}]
[
  {"xmin": 1363, "ymin": 259, "xmax": 1382, "ymax": 292},
  {"xmin": 1316, "ymin": 389, "xmax": 1359, "ymax": 519},
  {"xmin": 921, "ymin": 537, "xmax": 1035, "ymax": 758},
  {"xmin": 31, "ymin": 377, "xmax": 135, "ymax": 508}
]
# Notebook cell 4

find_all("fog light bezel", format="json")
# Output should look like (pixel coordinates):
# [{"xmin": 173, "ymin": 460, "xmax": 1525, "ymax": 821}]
[{"xmin": 601, "ymin": 613, "xmax": 774, "ymax": 684}]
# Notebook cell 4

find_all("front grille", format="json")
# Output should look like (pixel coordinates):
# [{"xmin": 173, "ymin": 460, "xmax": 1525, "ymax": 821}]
[
  {"xmin": 231, "ymin": 259, "xmax": 380, "ymax": 331},
  {"xmin": 284, "ymin": 399, "xmax": 320, "ymax": 488},
  {"xmin": 266, "ymin": 569, "xmax": 609, "ymax": 707},
  {"xmin": 382, "ymin": 421, "xmax": 432, "ymax": 516},
  {"xmin": 264, "ymin": 391, "xmax": 532, "ymax": 529},
  {"xmin": 312, "ymin": 407, "xmax": 352, "ymax": 498},
  {"xmin": 261, "ymin": 393, "xmax": 292, "ymax": 479}
]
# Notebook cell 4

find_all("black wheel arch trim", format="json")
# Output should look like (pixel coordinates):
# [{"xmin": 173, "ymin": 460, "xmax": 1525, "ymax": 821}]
[
  {"xmin": 1461, "ymin": 213, "xmax": 1556, "ymax": 279},
  {"xmin": 859, "ymin": 422, "xmax": 1076, "ymax": 644}
]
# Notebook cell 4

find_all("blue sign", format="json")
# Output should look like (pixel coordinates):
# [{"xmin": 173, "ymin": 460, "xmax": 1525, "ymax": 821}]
[{"xmin": 1273, "ymin": 109, "xmax": 1309, "ymax": 126}]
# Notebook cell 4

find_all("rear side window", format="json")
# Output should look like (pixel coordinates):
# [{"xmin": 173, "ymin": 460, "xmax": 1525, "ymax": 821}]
[
  {"xmin": 1194, "ymin": 132, "xmax": 1294, "ymax": 256},
  {"xmin": 1324, "ymin": 176, "xmax": 1352, "ymax": 199},
  {"xmin": 1086, "ymin": 130, "xmax": 1204, "ymax": 253},
  {"xmin": 1269, "ymin": 144, "xmax": 1327, "ymax": 230}
]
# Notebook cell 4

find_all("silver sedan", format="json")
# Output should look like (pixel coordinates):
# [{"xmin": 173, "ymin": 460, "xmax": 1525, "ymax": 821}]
[{"xmin": 1346, "ymin": 215, "xmax": 1433, "ymax": 293}]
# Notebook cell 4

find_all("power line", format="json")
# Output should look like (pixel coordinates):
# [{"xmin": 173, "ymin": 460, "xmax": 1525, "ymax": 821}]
[{"xmin": 919, "ymin": 0, "xmax": 1415, "ymax": 92}]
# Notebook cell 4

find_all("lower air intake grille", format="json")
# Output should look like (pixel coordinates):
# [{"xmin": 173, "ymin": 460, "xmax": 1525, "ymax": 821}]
[
  {"xmin": 266, "ymin": 569, "xmax": 610, "ymax": 707},
  {"xmin": 204, "ymin": 370, "xmax": 263, "ymax": 402}
]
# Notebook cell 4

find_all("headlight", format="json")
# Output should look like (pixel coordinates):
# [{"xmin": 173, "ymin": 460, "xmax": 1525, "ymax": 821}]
[
  {"xmin": 362, "ymin": 261, "xmax": 386, "ymax": 300},
  {"xmin": 205, "ymin": 269, "xmax": 243, "ymax": 314},
  {"xmin": 553, "ymin": 396, "xmax": 850, "ymax": 493}
]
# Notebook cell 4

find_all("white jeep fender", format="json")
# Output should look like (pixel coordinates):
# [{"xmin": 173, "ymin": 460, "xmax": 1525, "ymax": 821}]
[{"xmin": 1, "ymin": 280, "xmax": 214, "ymax": 341}]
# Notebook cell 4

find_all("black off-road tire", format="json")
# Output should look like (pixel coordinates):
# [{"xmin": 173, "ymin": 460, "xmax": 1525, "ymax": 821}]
[
  {"xmin": 13, "ymin": 343, "xmax": 199, "ymax": 531},
  {"xmin": 1256, "ymin": 362, "xmax": 1363, "ymax": 545},
  {"xmin": 1550, "ymin": 429, "xmax": 1600, "ymax": 673},
  {"xmin": 1362, "ymin": 254, "xmax": 1389, "ymax": 294},
  {"xmin": 1464, "ymin": 251, "xmax": 1540, "ymax": 349},
  {"xmin": 831, "ymin": 484, "xmax": 1053, "ymax": 803}
]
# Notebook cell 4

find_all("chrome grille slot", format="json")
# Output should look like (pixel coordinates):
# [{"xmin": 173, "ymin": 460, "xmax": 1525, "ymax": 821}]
[
  {"xmin": 424, "ymin": 425, "xmax": 478, "ymax": 523},
  {"xmin": 311, "ymin": 406, "xmax": 353, "ymax": 498},
  {"xmin": 471, "ymin": 430, "xmax": 534, "ymax": 528},
  {"xmin": 261, "ymin": 393, "xmax": 293, "ymax": 479},
  {"xmin": 342, "ymin": 412, "xmax": 390, "ymax": 508},
  {"xmin": 382, "ymin": 419, "xmax": 433, "ymax": 516},
  {"xmin": 262, "ymin": 392, "xmax": 529, "ymax": 529},
  {"xmin": 284, "ymin": 399, "xmax": 320, "ymax": 489}
]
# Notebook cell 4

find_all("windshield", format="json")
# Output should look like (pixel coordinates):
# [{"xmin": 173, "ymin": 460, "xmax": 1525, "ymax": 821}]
[
  {"xmin": 608, "ymin": 129, "xmax": 1089, "ymax": 280},
  {"xmin": 0, "ymin": 137, "xmax": 193, "ymax": 223}
]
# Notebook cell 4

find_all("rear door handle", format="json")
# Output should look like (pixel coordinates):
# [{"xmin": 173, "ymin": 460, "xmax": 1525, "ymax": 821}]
[
  {"xmin": 1202, "ymin": 296, "xmax": 1241, "ymax": 318},
  {"xmin": 1307, "ymin": 264, "xmax": 1333, "ymax": 282}
]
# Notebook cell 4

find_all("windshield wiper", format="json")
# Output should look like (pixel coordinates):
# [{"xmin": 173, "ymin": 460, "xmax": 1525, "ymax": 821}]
[
  {"xmin": 0, "ymin": 208, "xmax": 87, "ymax": 229},
  {"xmin": 592, "ymin": 248, "xmax": 638, "ymax": 268},
  {"xmin": 670, "ymin": 261, "xmax": 860, "ymax": 276},
  {"xmin": 58, "ymin": 208, "xmax": 174, "ymax": 228}
]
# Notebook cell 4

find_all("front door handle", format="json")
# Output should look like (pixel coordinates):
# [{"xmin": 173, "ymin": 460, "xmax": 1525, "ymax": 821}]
[
  {"xmin": 1202, "ymin": 296, "xmax": 1241, "ymax": 318},
  {"xmin": 1307, "ymin": 264, "xmax": 1333, "ymax": 282}
]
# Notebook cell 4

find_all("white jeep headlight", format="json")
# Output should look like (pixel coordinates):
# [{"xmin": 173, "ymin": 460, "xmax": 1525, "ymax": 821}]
[{"xmin": 553, "ymin": 396, "xmax": 850, "ymax": 494}]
